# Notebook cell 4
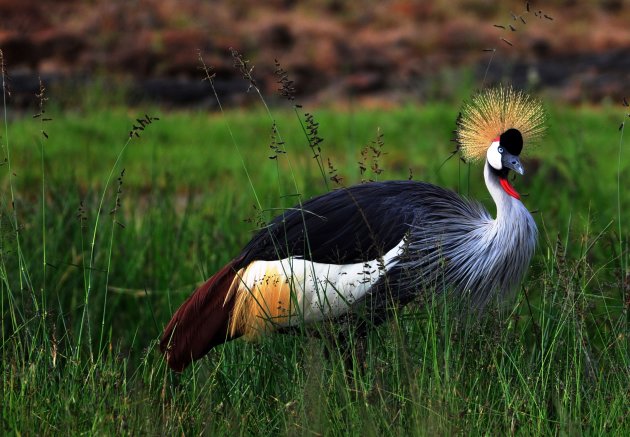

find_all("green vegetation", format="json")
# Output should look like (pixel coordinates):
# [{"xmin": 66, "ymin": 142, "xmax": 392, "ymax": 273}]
[{"xmin": 1, "ymin": 91, "xmax": 628, "ymax": 435}]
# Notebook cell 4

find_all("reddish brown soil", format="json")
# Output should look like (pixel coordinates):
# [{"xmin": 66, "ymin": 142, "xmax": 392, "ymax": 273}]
[{"xmin": 0, "ymin": 0, "xmax": 628, "ymax": 106}]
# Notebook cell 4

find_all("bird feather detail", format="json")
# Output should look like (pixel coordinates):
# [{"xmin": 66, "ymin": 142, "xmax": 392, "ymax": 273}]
[{"xmin": 456, "ymin": 86, "xmax": 546, "ymax": 162}]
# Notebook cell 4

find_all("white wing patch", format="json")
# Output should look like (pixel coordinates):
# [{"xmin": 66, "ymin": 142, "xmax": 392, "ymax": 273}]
[{"xmin": 229, "ymin": 239, "xmax": 405, "ymax": 337}]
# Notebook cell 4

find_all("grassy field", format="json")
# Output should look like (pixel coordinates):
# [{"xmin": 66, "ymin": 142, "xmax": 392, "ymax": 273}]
[{"xmin": 1, "ymin": 84, "xmax": 628, "ymax": 435}]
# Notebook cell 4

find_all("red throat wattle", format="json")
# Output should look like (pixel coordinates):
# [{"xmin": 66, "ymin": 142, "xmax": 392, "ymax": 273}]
[{"xmin": 499, "ymin": 177, "xmax": 520, "ymax": 200}]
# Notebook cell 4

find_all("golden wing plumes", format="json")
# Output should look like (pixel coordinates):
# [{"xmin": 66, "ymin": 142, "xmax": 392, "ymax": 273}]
[{"xmin": 456, "ymin": 86, "xmax": 546, "ymax": 162}]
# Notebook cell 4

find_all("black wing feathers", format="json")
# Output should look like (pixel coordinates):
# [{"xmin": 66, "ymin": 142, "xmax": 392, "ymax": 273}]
[{"xmin": 239, "ymin": 181, "xmax": 444, "ymax": 266}]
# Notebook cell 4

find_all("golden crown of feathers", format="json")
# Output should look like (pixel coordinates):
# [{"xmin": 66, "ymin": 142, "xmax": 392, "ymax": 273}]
[{"xmin": 456, "ymin": 86, "xmax": 546, "ymax": 162}]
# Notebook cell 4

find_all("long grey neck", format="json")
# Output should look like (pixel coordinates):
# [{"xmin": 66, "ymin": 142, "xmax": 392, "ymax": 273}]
[
  {"xmin": 474, "ymin": 160, "xmax": 537, "ymax": 304},
  {"xmin": 484, "ymin": 161, "xmax": 522, "ymax": 222},
  {"xmin": 482, "ymin": 159, "xmax": 537, "ymax": 274}
]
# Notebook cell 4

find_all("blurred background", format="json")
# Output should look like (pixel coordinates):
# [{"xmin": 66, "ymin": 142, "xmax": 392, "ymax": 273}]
[{"xmin": 1, "ymin": 0, "xmax": 628, "ymax": 109}]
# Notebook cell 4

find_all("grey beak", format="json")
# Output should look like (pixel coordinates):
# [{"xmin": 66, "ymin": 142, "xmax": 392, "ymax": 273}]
[{"xmin": 502, "ymin": 153, "xmax": 525, "ymax": 175}]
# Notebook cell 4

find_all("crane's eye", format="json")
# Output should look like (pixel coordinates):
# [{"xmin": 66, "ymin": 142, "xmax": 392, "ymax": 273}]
[{"xmin": 498, "ymin": 147, "xmax": 504, "ymax": 153}]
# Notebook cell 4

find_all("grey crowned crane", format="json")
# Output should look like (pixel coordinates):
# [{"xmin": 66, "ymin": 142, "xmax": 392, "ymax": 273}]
[{"xmin": 160, "ymin": 87, "xmax": 546, "ymax": 372}]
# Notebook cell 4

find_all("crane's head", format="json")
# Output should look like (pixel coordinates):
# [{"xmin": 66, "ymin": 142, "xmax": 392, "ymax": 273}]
[
  {"xmin": 455, "ymin": 86, "xmax": 546, "ymax": 198},
  {"xmin": 485, "ymin": 128, "xmax": 525, "ymax": 199},
  {"xmin": 486, "ymin": 128, "xmax": 523, "ymax": 174}
]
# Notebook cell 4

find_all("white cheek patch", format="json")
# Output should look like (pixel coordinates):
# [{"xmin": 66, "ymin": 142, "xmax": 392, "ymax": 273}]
[{"xmin": 486, "ymin": 140, "xmax": 502, "ymax": 170}]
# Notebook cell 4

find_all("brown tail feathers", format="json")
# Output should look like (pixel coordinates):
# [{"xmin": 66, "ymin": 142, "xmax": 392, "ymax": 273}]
[{"xmin": 159, "ymin": 258, "xmax": 243, "ymax": 372}]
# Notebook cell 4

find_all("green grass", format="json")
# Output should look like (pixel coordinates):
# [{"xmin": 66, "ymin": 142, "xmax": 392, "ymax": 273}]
[{"xmin": 1, "ymin": 93, "xmax": 628, "ymax": 435}]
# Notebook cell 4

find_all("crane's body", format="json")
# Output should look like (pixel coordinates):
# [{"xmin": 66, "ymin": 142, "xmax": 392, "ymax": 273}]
[{"xmin": 160, "ymin": 87, "xmax": 546, "ymax": 372}]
